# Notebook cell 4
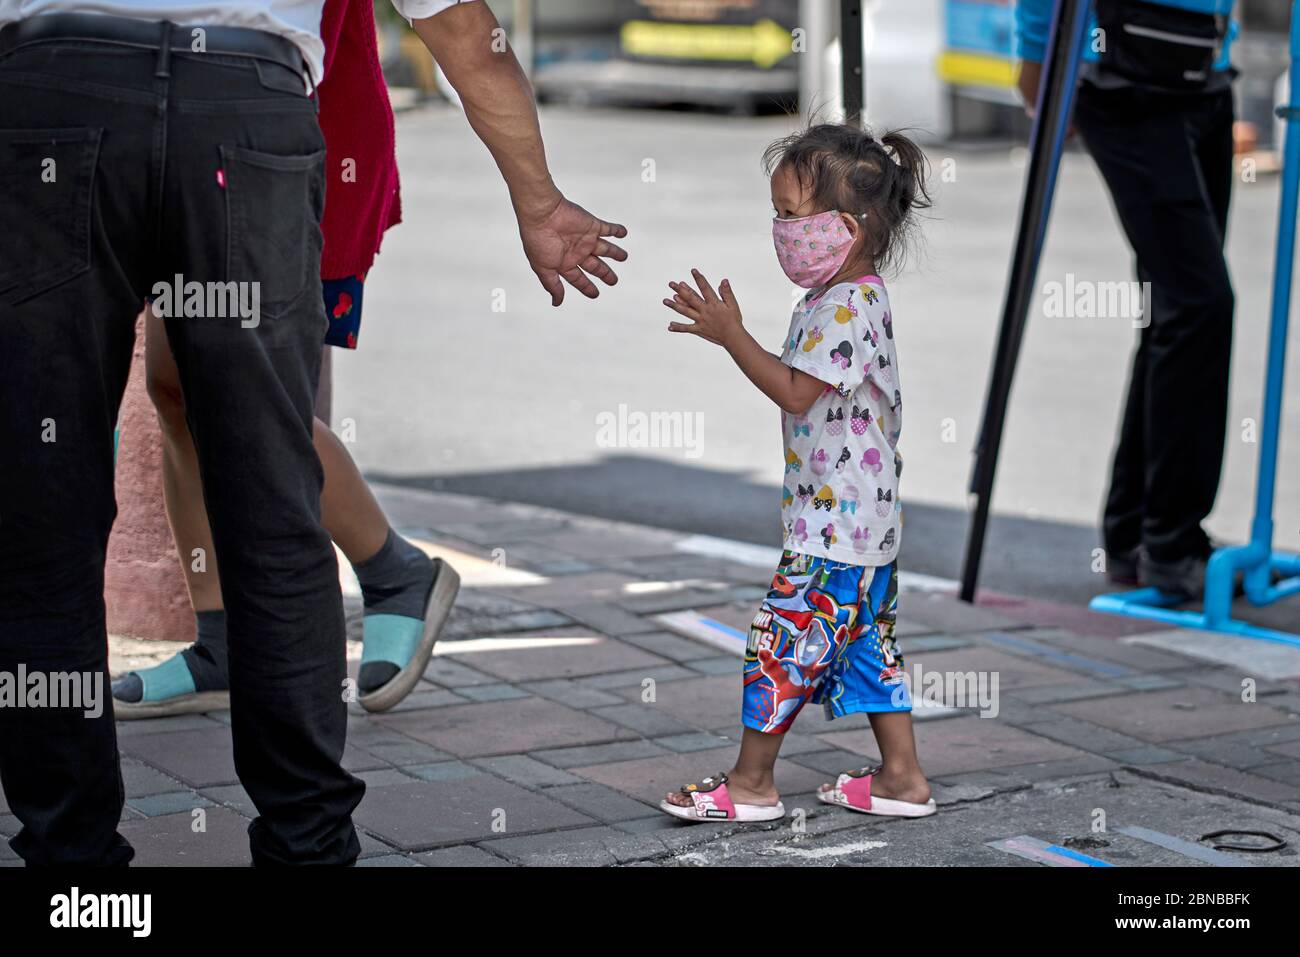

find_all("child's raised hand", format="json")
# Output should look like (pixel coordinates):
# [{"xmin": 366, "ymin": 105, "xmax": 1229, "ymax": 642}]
[{"xmin": 663, "ymin": 269, "xmax": 742, "ymax": 347}]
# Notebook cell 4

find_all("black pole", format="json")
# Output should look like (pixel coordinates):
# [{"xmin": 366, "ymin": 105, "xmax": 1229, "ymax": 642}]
[
  {"xmin": 958, "ymin": 0, "xmax": 1090, "ymax": 603},
  {"xmin": 841, "ymin": 0, "xmax": 863, "ymax": 125}
]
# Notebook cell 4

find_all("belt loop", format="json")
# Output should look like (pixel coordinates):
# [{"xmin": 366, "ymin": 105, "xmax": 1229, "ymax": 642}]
[{"xmin": 155, "ymin": 20, "xmax": 173, "ymax": 78}]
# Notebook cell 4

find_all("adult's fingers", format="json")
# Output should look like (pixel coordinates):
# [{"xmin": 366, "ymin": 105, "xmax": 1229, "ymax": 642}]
[
  {"xmin": 562, "ymin": 266, "xmax": 600, "ymax": 299},
  {"xmin": 536, "ymin": 269, "xmax": 564, "ymax": 307},
  {"xmin": 597, "ymin": 218, "xmax": 628, "ymax": 239},
  {"xmin": 583, "ymin": 256, "xmax": 619, "ymax": 287},
  {"xmin": 594, "ymin": 239, "xmax": 628, "ymax": 262},
  {"xmin": 719, "ymin": 278, "xmax": 738, "ymax": 307}
]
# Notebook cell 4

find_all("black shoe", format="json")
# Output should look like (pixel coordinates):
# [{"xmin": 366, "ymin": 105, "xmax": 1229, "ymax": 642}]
[
  {"xmin": 1140, "ymin": 552, "xmax": 1207, "ymax": 601},
  {"xmin": 1106, "ymin": 547, "xmax": 1141, "ymax": 586}
]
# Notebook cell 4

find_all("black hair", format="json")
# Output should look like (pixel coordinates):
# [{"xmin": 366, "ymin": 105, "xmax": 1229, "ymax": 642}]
[{"xmin": 762, "ymin": 123, "xmax": 931, "ymax": 276}]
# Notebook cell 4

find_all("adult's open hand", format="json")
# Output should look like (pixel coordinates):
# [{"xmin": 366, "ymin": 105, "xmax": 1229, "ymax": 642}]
[{"xmin": 517, "ymin": 196, "xmax": 628, "ymax": 306}]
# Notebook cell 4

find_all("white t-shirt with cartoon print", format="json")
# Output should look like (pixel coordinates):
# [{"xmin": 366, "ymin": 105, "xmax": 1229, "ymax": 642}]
[{"xmin": 779, "ymin": 275, "xmax": 902, "ymax": 566}]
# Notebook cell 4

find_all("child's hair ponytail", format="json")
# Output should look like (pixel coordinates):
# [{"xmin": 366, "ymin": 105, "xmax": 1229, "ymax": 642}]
[{"xmin": 763, "ymin": 123, "xmax": 932, "ymax": 275}]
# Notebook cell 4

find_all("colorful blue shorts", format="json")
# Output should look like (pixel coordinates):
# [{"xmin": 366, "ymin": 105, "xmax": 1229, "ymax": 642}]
[
  {"xmin": 322, "ymin": 273, "xmax": 365, "ymax": 349},
  {"xmin": 743, "ymin": 551, "xmax": 909, "ymax": 734}
]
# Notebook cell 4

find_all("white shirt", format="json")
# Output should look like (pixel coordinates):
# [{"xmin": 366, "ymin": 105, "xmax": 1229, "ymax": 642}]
[
  {"xmin": 0, "ymin": 0, "xmax": 462, "ymax": 84},
  {"xmin": 779, "ymin": 276, "xmax": 903, "ymax": 567}
]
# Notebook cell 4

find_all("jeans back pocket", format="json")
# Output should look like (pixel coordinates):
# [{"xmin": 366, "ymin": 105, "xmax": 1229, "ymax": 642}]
[
  {"xmin": 220, "ymin": 143, "xmax": 325, "ymax": 324},
  {"xmin": 0, "ymin": 127, "xmax": 101, "ymax": 305}
]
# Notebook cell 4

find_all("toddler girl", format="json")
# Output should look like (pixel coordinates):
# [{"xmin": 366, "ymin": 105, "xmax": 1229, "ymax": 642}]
[{"xmin": 660, "ymin": 123, "xmax": 935, "ymax": 822}]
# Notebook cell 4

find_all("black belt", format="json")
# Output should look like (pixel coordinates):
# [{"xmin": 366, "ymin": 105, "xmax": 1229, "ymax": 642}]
[{"xmin": 0, "ymin": 13, "xmax": 308, "ymax": 83}]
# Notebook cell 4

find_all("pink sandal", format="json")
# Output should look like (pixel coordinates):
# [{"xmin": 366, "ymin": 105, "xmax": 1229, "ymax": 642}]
[
  {"xmin": 659, "ymin": 772, "xmax": 786, "ymax": 824},
  {"xmin": 818, "ymin": 766, "xmax": 937, "ymax": 818}
]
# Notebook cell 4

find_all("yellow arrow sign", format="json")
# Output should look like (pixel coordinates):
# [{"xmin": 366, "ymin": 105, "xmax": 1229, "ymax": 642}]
[{"xmin": 621, "ymin": 18, "xmax": 795, "ymax": 69}]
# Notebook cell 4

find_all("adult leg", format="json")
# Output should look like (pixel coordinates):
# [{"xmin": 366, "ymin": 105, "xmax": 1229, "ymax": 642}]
[
  {"xmin": 1139, "ymin": 90, "xmax": 1235, "ymax": 568},
  {"xmin": 0, "ymin": 43, "xmax": 156, "ymax": 865},
  {"xmin": 1101, "ymin": 313, "xmax": 1150, "ymax": 566},
  {"xmin": 1077, "ymin": 86, "xmax": 1150, "ymax": 567},
  {"xmin": 1074, "ymin": 85, "xmax": 1235, "ymax": 578},
  {"xmin": 149, "ymin": 305, "xmax": 387, "ymax": 591},
  {"xmin": 117, "ymin": 312, "xmax": 438, "ymax": 713},
  {"xmin": 160, "ymin": 52, "xmax": 363, "ymax": 865},
  {"xmin": 315, "ymin": 344, "xmax": 333, "ymax": 424},
  {"xmin": 146, "ymin": 305, "xmax": 224, "ymax": 613}
]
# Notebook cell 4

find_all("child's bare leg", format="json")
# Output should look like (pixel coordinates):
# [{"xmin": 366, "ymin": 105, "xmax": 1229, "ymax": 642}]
[
  {"xmin": 664, "ymin": 727, "xmax": 784, "ymax": 807},
  {"xmin": 820, "ymin": 712, "xmax": 930, "ymax": 804}
]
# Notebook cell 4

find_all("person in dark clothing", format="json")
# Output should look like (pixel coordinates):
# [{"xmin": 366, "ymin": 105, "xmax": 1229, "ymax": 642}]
[
  {"xmin": 0, "ymin": 0, "xmax": 627, "ymax": 866},
  {"xmin": 1015, "ymin": 0, "xmax": 1239, "ymax": 598}
]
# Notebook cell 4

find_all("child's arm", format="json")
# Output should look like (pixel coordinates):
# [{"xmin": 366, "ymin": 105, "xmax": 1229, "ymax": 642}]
[{"xmin": 664, "ymin": 270, "xmax": 826, "ymax": 416}]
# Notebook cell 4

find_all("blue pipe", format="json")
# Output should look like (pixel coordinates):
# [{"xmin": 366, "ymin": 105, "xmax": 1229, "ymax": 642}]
[{"xmin": 1202, "ymin": 0, "xmax": 1300, "ymax": 626}]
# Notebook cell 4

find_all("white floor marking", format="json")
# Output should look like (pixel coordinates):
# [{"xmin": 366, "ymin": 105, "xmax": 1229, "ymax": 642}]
[
  {"xmin": 654, "ymin": 609, "xmax": 748, "ymax": 655},
  {"xmin": 672, "ymin": 534, "xmax": 959, "ymax": 593},
  {"xmin": 434, "ymin": 636, "xmax": 601, "ymax": 656},
  {"xmin": 1125, "ymin": 628, "xmax": 1300, "ymax": 680}
]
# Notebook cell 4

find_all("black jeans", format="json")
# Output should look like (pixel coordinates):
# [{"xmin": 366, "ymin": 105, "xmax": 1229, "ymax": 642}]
[
  {"xmin": 0, "ymin": 25, "xmax": 363, "ymax": 864},
  {"xmin": 1074, "ymin": 82, "xmax": 1236, "ymax": 564}
]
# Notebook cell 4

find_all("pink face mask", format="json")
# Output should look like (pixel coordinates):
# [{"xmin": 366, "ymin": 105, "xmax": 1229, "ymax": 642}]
[{"xmin": 772, "ymin": 210, "xmax": 856, "ymax": 288}]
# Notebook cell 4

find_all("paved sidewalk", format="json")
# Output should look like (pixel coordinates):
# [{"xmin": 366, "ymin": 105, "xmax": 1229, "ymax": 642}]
[{"xmin": 7, "ymin": 484, "xmax": 1300, "ymax": 867}]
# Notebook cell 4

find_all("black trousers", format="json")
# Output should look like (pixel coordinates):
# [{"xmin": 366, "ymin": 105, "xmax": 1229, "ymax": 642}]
[
  {"xmin": 0, "ymin": 25, "xmax": 363, "ymax": 864},
  {"xmin": 1073, "ymin": 82, "xmax": 1236, "ymax": 564}
]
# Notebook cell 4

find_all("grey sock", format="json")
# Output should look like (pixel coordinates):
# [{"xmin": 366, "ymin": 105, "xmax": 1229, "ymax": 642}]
[
  {"xmin": 113, "ymin": 609, "xmax": 228, "ymax": 703},
  {"xmin": 181, "ymin": 609, "xmax": 230, "ymax": 692},
  {"xmin": 353, "ymin": 529, "xmax": 434, "ymax": 618},
  {"xmin": 354, "ymin": 530, "xmax": 434, "ymax": 694}
]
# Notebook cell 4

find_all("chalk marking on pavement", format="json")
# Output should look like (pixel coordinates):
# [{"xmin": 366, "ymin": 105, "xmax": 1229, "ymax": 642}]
[
  {"xmin": 1117, "ymin": 826, "xmax": 1251, "ymax": 867},
  {"xmin": 987, "ymin": 835, "xmax": 1113, "ymax": 867},
  {"xmin": 766, "ymin": 839, "xmax": 889, "ymax": 860},
  {"xmin": 982, "ymin": 632, "xmax": 1134, "ymax": 678}
]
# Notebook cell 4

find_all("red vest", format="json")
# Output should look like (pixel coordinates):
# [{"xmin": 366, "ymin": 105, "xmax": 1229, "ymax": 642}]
[{"xmin": 317, "ymin": 0, "xmax": 402, "ymax": 279}]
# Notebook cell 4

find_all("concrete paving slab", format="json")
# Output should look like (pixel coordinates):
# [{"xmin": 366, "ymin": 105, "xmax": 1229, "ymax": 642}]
[
  {"xmin": 118, "ymin": 807, "xmax": 253, "ymax": 866},
  {"xmin": 415, "ymin": 844, "xmax": 515, "ymax": 867},
  {"xmin": 1052, "ymin": 687, "xmax": 1297, "ymax": 743},
  {"xmin": 353, "ymin": 777, "xmax": 594, "ymax": 850},
  {"xmin": 819, "ymin": 715, "xmax": 1092, "ymax": 776},
  {"xmin": 469, "ymin": 754, "xmax": 583, "ymax": 787},
  {"xmin": 572, "ymin": 745, "xmax": 823, "ymax": 806},
  {"xmin": 439, "ymin": 630, "xmax": 668, "ymax": 682},
  {"xmin": 378, "ymin": 696, "xmax": 633, "ymax": 758}
]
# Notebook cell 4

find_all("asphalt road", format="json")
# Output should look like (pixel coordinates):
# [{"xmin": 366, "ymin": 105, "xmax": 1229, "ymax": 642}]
[{"xmin": 338, "ymin": 104, "xmax": 1300, "ymax": 613}]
